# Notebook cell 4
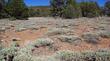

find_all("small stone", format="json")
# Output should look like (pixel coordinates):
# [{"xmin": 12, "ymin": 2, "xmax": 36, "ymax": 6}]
[{"xmin": 12, "ymin": 38, "xmax": 21, "ymax": 41}]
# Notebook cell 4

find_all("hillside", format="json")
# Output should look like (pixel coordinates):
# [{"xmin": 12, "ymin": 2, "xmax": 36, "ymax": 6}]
[
  {"xmin": 0, "ymin": 17, "xmax": 110, "ymax": 61},
  {"xmin": 29, "ymin": 6, "xmax": 50, "ymax": 17}
]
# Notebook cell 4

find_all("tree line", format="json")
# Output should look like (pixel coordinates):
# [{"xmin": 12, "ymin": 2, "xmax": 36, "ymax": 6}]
[
  {"xmin": 50, "ymin": 0, "xmax": 110, "ymax": 18},
  {"xmin": 0, "ymin": 0, "xmax": 29, "ymax": 20},
  {"xmin": 0, "ymin": 0, "xmax": 110, "ymax": 20}
]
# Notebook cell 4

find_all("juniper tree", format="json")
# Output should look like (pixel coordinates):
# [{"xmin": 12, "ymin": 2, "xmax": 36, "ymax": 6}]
[
  {"xmin": 63, "ymin": 0, "xmax": 81, "ymax": 18},
  {"xmin": 80, "ymin": 1, "xmax": 101, "ymax": 17},
  {"xmin": 0, "ymin": 0, "xmax": 5, "ymax": 11},
  {"xmin": 105, "ymin": 1, "xmax": 110, "ymax": 16},
  {"xmin": 6, "ymin": 0, "xmax": 29, "ymax": 19},
  {"xmin": 50, "ymin": 0, "xmax": 81, "ymax": 18},
  {"xmin": 0, "ymin": 0, "xmax": 6, "ymax": 18},
  {"xmin": 50, "ymin": 0, "xmax": 65, "ymax": 17}
]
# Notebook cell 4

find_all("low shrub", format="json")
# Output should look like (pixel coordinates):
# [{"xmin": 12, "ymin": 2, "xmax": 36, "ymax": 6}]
[
  {"xmin": 98, "ymin": 30, "xmax": 110, "ymax": 38},
  {"xmin": 53, "ymin": 50, "xmax": 110, "ymax": 61},
  {"xmin": 57, "ymin": 35, "xmax": 82, "ymax": 45},
  {"xmin": 30, "ymin": 38, "xmax": 54, "ymax": 47},
  {"xmin": 46, "ymin": 28, "xmax": 73, "ymax": 36},
  {"xmin": 82, "ymin": 32, "xmax": 100, "ymax": 44},
  {"xmin": 0, "ymin": 42, "xmax": 19, "ymax": 61},
  {"xmin": 54, "ymin": 50, "xmax": 81, "ymax": 61},
  {"xmin": 0, "ymin": 41, "xmax": 110, "ymax": 61},
  {"xmin": 13, "ymin": 52, "xmax": 33, "ymax": 61},
  {"xmin": 9, "ymin": 17, "xmax": 16, "ymax": 21},
  {"xmin": 0, "ymin": 41, "xmax": 4, "ymax": 50}
]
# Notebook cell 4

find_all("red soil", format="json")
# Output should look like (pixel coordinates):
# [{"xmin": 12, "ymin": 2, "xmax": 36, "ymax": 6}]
[
  {"xmin": 1, "ymin": 22, "xmax": 110, "ymax": 56},
  {"xmin": 2, "ymin": 28, "xmax": 47, "ymax": 46}
]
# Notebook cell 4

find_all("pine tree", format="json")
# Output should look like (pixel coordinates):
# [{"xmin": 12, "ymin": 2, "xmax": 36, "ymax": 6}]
[{"xmin": 6, "ymin": 0, "xmax": 29, "ymax": 19}]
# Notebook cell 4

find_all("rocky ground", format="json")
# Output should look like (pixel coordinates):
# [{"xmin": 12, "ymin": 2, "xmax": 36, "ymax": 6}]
[{"xmin": 0, "ymin": 17, "xmax": 110, "ymax": 56}]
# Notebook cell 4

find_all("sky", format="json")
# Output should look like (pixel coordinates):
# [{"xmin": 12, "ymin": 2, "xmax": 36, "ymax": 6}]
[
  {"xmin": 97, "ymin": 0, "xmax": 106, "ymax": 7},
  {"xmin": 24, "ymin": 0, "xmax": 106, "ymax": 7},
  {"xmin": 24, "ymin": 0, "xmax": 50, "ymax": 6}
]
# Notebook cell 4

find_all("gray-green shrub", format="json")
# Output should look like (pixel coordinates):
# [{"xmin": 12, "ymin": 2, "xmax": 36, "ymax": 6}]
[
  {"xmin": 57, "ymin": 35, "xmax": 82, "ymax": 45},
  {"xmin": 46, "ymin": 28, "xmax": 73, "ymax": 36},
  {"xmin": 0, "ymin": 42, "xmax": 19, "ymax": 61},
  {"xmin": 98, "ymin": 30, "xmax": 110, "ymax": 38},
  {"xmin": 82, "ymin": 32, "xmax": 100, "ymax": 44},
  {"xmin": 53, "ymin": 50, "xmax": 110, "ymax": 61},
  {"xmin": 30, "ymin": 38, "xmax": 54, "ymax": 47}
]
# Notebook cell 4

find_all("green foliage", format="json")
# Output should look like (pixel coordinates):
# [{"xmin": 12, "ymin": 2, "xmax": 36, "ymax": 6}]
[
  {"xmin": 54, "ymin": 50, "xmax": 81, "ymax": 61},
  {"xmin": 98, "ymin": 30, "xmax": 110, "ymax": 38},
  {"xmin": 50, "ymin": 0, "xmax": 102, "ymax": 18},
  {"xmin": 29, "ymin": 8, "xmax": 40, "ymax": 17},
  {"xmin": 0, "ymin": 40, "xmax": 110, "ymax": 61},
  {"xmin": 9, "ymin": 17, "xmax": 16, "ymax": 21},
  {"xmin": 50, "ymin": 0, "xmax": 81, "ymax": 18},
  {"xmin": 63, "ymin": 0, "xmax": 81, "ymax": 18},
  {"xmin": 80, "ymin": 2, "xmax": 101, "ymax": 18},
  {"xmin": 5, "ymin": 0, "xmax": 29, "ymax": 20},
  {"xmin": 13, "ymin": 54, "xmax": 33, "ymax": 61},
  {"xmin": 0, "ymin": 42, "xmax": 19, "ymax": 61},
  {"xmin": 50, "ymin": 0, "xmax": 65, "ymax": 17},
  {"xmin": 82, "ymin": 32, "xmax": 100, "ymax": 44},
  {"xmin": 0, "ymin": 0, "xmax": 8, "ymax": 18},
  {"xmin": 29, "ymin": 7, "xmax": 50, "ymax": 17},
  {"xmin": 46, "ymin": 28, "xmax": 73, "ymax": 36},
  {"xmin": 54, "ymin": 50, "xmax": 110, "ymax": 61},
  {"xmin": 57, "ymin": 35, "xmax": 82, "ymax": 45},
  {"xmin": 105, "ymin": 1, "xmax": 110, "ymax": 16},
  {"xmin": 13, "ymin": 47, "xmax": 33, "ymax": 61},
  {"xmin": 0, "ymin": 0, "xmax": 5, "ymax": 12},
  {"xmin": 31, "ymin": 38, "xmax": 54, "ymax": 47},
  {"xmin": 63, "ymin": 5, "xmax": 81, "ymax": 19},
  {"xmin": 0, "ymin": 41, "xmax": 4, "ymax": 50}
]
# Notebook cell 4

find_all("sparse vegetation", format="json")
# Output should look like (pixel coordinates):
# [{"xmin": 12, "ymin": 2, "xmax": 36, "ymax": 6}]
[
  {"xmin": 53, "ymin": 50, "xmax": 110, "ymax": 61},
  {"xmin": 0, "ymin": 41, "xmax": 19, "ymax": 61},
  {"xmin": 57, "ymin": 35, "xmax": 82, "ymax": 45},
  {"xmin": 98, "ymin": 30, "xmax": 110, "ymax": 38},
  {"xmin": 30, "ymin": 38, "xmax": 54, "ymax": 47},
  {"xmin": 54, "ymin": 50, "xmax": 80, "ymax": 61},
  {"xmin": 46, "ymin": 28, "xmax": 73, "ymax": 36},
  {"xmin": 0, "ymin": 16, "xmax": 110, "ymax": 61},
  {"xmin": 0, "ymin": 41, "xmax": 4, "ymax": 50},
  {"xmin": 0, "ymin": 0, "xmax": 110, "ymax": 61},
  {"xmin": 1, "ymin": 41, "xmax": 110, "ymax": 61},
  {"xmin": 82, "ymin": 32, "xmax": 100, "ymax": 44}
]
